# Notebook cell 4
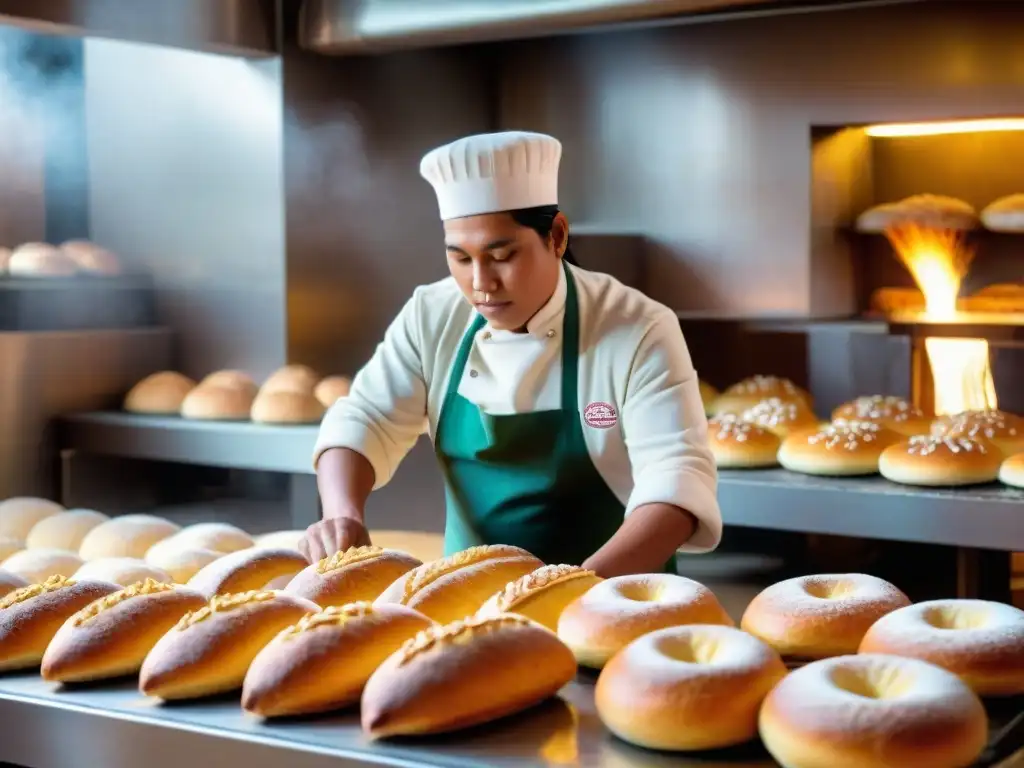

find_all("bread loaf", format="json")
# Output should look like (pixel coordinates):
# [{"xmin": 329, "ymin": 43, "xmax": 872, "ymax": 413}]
[
  {"xmin": 41, "ymin": 580, "xmax": 207, "ymax": 682},
  {"xmin": 476, "ymin": 564, "xmax": 602, "ymax": 632},
  {"xmin": 187, "ymin": 547, "xmax": 308, "ymax": 598},
  {"xmin": 2, "ymin": 549, "xmax": 83, "ymax": 583},
  {"xmin": 261, "ymin": 365, "xmax": 320, "ymax": 395},
  {"xmin": 374, "ymin": 545, "xmax": 543, "ymax": 624},
  {"xmin": 856, "ymin": 194, "xmax": 978, "ymax": 233},
  {"xmin": 286, "ymin": 546, "xmax": 422, "ymax": 608},
  {"xmin": 163, "ymin": 522, "xmax": 254, "ymax": 554},
  {"xmin": 180, "ymin": 385, "xmax": 254, "ymax": 421},
  {"xmin": 145, "ymin": 540, "xmax": 222, "ymax": 583},
  {"xmin": 361, "ymin": 614, "xmax": 577, "ymax": 738},
  {"xmin": 124, "ymin": 372, "xmax": 197, "ymax": 415},
  {"xmin": 0, "ymin": 576, "xmax": 120, "ymax": 671},
  {"xmin": 26, "ymin": 509, "xmax": 109, "ymax": 552},
  {"xmin": 314, "ymin": 376, "xmax": 351, "ymax": 407},
  {"xmin": 139, "ymin": 590, "xmax": 319, "ymax": 700},
  {"xmin": 250, "ymin": 390, "xmax": 326, "ymax": 424},
  {"xmin": 79, "ymin": 514, "xmax": 180, "ymax": 561},
  {"xmin": 242, "ymin": 602, "xmax": 435, "ymax": 718},
  {"xmin": 0, "ymin": 537, "xmax": 22, "ymax": 561},
  {"xmin": 0, "ymin": 497, "xmax": 64, "ymax": 540},
  {"xmin": 0, "ymin": 569, "xmax": 28, "ymax": 598},
  {"xmin": 74, "ymin": 557, "xmax": 172, "ymax": 587}
]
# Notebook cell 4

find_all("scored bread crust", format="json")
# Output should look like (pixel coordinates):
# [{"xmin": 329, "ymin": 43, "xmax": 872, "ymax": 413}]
[
  {"xmin": 186, "ymin": 547, "xmax": 309, "ymax": 598},
  {"xmin": 285, "ymin": 546, "xmax": 422, "ymax": 608},
  {"xmin": 476, "ymin": 564, "xmax": 602, "ymax": 631},
  {"xmin": 41, "ymin": 580, "xmax": 208, "ymax": 682}
]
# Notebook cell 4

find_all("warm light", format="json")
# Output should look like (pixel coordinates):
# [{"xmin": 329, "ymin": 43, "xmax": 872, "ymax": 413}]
[
  {"xmin": 925, "ymin": 338, "xmax": 998, "ymax": 416},
  {"xmin": 865, "ymin": 117, "xmax": 1024, "ymax": 138}
]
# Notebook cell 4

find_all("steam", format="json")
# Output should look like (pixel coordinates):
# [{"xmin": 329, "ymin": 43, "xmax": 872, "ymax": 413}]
[{"xmin": 283, "ymin": 104, "xmax": 374, "ymax": 207}]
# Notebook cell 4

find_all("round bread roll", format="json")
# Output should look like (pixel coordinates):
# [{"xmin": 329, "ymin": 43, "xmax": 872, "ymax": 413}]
[
  {"xmin": 124, "ymin": 371, "xmax": 197, "ymax": 415},
  {"xmin": 981, "ymin": 193, "xmax": 1024, "ymax": 232},
  {"xmin": 73, "ymin": 557, "xmax": 172, "ymax": 587},
  {"xmin": 0, "ymin": 537, "xmax": 23, "ymax": 561},
  {"xmin": 314, "ymin": 375, "xmax": 351, "ymax": 407},
  {"xmin": 0, "ymin": 497, "xmax": 64, "ymax": 540},
  {"xmin": 2, "ymin": 549, "xmax": 83, "ymax": 583},
  {"xmin": 360, "ymin": 614, "xmax": 577, "ymax": 738},
  {"xmin": 0, "ymin": 569, "xmax": 28, "ymax": 599},
  {"xmin": 856, "ymin": 194, "xmax": 979, "ymax": 233},
  {"xmin": 831, "ymin": 395, "xmax": 932, "ymax": 437},
  {"xmin": 596, "ymin": 624, "xmax": 787, "ymax": 751},
  {"xmin": 740, "ymin": 573, "xmax": 910, "ymax": 660},
  {"xmin": 374, "ymin": 544, "xmax": 543, "ymax": 625},
  {"xmin": 79, "ymin": 514, "xmax": 180, "ymax": 561},
  {"xmin": 698, "ymin": 380, "xmax": 719, "ymax": 416},
  {"xmin": 710, "ymin": 375, "xmax": 812, "ymax": 416},
  {"xmin": 476, "ymin": 564, "xmax": 602, "ymax": 632},
  {"xmin": 139, "ymin": 590, "xmax": 319, "ymax": 700},
  {"xmin": 7, "ymin": 242, "xmax": 78, "ymax": 277},
  {"xmin": 242, "ymin": 602, "xmax": 435, "ymax": 718},
  {"xmin": 261, "ymin": 364, "xmax": 320, "ymax": 395},
  {"xmin": 26, "ymin": 509, "xmax": 109, "ymax": 552},
  {"xmin": 741, "ymin": 397, "xmax": 819, "ymax": 438},
  {"xmin": 250, "ymin": 389, "xmax": 326, "ymax": 424},
  {"xmin": 41, "ymin": 579, "xmax": 207, "ymax": 683},
  {"xmin": 285, "ymin": 546, "xmax": 422, "ymax": 608},
  {"xmin": 557, "ymin": 574, "xmax": 734, "ymax": 669},
  {"xmin": 879, "ymin": 435, "xmax": 1002, "ymax": 486},
  {"xmin": 253, "ymin": 530, "xmax": 304, "ymax": 551},
  {"xmin": 186, "ymin": 546, "xmax": 308, "ymax": 598},
  {"xmin": 180, "ymin": 384, "xmax": 255, "ymax": 421},
  {"xmin": 199, "ymin": 369, "xmax": 259, "ymax": 398},
  {"xmin": 944, "ymin": 409, "xmax": 1024, "ymax": 457},
  {"xmin": 778, "ymin": 420, "xmax": 903, "ymax": 476},
  {"xmin": 759, "ymin": 654, "xmax": 988, "ymax": 768},
  {"xmin": 1000, "ymin": 452, "xmax": 1024, "ymax": 488},
  {"xmin": 706, "ymin": 414, "xmax": 781, "ymax": 469},
  {"xmin": 0, "ymin": 576, "xmax": 120, "ymax": 671},
  {"xmin": 164, "ymin": 522, "xmax": 254, "ymax": 554},
  {"xmin": 59, "ymin": 240, "xmax": 121, "ymax": 275},
  {"xmin": 144, "ymin": 541, "xmax": 222, "ymax": 584},
  {"xmin": 859, "ymin": 599, "xmax": 1024, "ymax": 697}
]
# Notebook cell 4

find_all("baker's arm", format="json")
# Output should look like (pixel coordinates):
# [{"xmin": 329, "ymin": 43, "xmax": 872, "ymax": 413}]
[{"xmin": 583, "ymin": 309, "xmax": 721, "ymax": 577}]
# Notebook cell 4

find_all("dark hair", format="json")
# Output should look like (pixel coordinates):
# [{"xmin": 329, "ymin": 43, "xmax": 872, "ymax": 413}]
[{"xmin": 509, "ymin": 205, "xmax": 579, "ymax": 267}]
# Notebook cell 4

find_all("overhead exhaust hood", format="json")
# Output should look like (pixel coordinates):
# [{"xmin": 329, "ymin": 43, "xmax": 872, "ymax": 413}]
[
  {"xmin": 0, "ymin": 0, "xmax": 277, "ymax": 57},
  {"xmin": 299, "ymin": 0, "xmax": 923, "ymax": 56}
]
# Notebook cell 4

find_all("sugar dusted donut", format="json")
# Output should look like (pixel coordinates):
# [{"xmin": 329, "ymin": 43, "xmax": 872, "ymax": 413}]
[
  {"xmin": 557, "ymin": 573, "xmax": 733, "ymax": 668},
  {"xmin": 859, "ymin": 599, "xmax": 1024, "ymax": 697},
  {"xmin": 778, "ymin": 420, "xmax": 903, "ymax": 476},
  {"xmin": 706, "ymin": 415, "xmax": 781, "ymax": 469},
  {"xmin": 831, "ymin": 395, "xmax": 932, "ymax": 437},
  {"xmin": 596, "ymin": 624, "xmax": 787, "ymax": 751},
  {"xmin": 740, "ymin": 574, "xmax": 910, "ymax": 659},
  {"xmin": 759, "ymin": 654, "xmax": 988, "ymax": 768},
  {"xmin": 740, "ymin": 397, "xmax": 819, "ymax": 438},
  {"xmin": 879, "ymin": 435, "xmax": 1002, "ymax": 486}
]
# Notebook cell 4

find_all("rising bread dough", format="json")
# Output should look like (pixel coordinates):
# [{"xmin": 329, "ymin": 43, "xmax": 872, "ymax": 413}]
[
  {"xmin": 0, "ymin": 497, "xmax": 64, "ymax": 541},
  {"xmin": 73, "ymin": 557, "xmax": 173, "ymax": 587},
  {"xmin": 124, "ymin": 372, "xmax": 197, "ymax": 415},
  {"xmin": 2, "ymin": 549, "xmax": 84, "ymax": 583},
  {"xmin": 26, "ymin": 509, "xmax": 109, "ymax": 552},
  {"xmin": 144, "ymin": 541, "xmax": 222, "ymax": 584},
  {"xmin": 78, "ymin": 515, "xmax": 180, "ymax": 561}
]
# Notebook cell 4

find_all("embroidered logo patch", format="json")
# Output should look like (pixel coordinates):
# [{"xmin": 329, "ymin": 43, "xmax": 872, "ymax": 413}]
[{"xmin": 584, "ymin": 402, "xmax": 618, "ymax": 429}]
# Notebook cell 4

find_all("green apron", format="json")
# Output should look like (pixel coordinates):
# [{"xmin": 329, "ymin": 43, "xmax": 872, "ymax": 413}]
[{"xmin": 435, "ymin": 262, "xmax": 676, "ymax": 572}]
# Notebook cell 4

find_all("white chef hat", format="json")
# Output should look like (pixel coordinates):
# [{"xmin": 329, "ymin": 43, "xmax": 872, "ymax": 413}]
[{"xmin": 419, "ymin": 131, "xmax": 562, "ymax": 221}]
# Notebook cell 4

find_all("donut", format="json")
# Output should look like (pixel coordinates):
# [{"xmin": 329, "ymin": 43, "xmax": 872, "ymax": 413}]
[
  {"xmin": 759, "ymin": 654, "xmax": 988, "ymax": 768},
  {"xmin": 1000, "ymin": 452, "xmax": 1024, "ymax": 488},
  {"xmin": 706, "ymin": 415, "xmax": 781, "ymax": 469},
  {"xmin": 778, "ymin": 420, "xmax": 903, "ymax": 476},
  {"xmin": 556, "ymin": 574, "xmax": 733, "ymax": 669},
  {"xmin": 879, "ymin": 436, "xmax": 1002, "ymax": 487},
  {"xmin": 740, "ymin": 398, "xmax": 819, "ymax": 438},
  {"xmin": 943, "ymin": 409, "xmax": 1024, "ymax": 458},
  {"xmin": 709, "ymin": 375, "xmax": 812, "ymax": 416},
  {"xmin": 830, "ymin": 395, "xmax": 932, "ymax": 437},
  {"xmin": 740, "ymin": 574, "xmax": 910, "ymax": 660},
  {"xmin": 859, "ymin": 599, "xmax": 1024, "ymax": 697},
  {"xmin": 595, "ymin": 624, "xmax": 787, "ymax": 751}
]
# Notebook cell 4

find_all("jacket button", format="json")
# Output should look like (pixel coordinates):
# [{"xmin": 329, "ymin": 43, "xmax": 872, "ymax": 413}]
[
  {"xmin": 483, "ymin": 331, "xmax": 491, "ymax": 340},
  {"xmin": 469, "ymin": 369, "xmax": 478, "ymax": 378},
  {"xmin": 546, "ymin": 329, "xmax": 556, "ymax": 338}
]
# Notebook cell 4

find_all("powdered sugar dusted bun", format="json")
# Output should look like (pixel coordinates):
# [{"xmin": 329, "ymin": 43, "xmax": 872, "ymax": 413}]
[
  {"xmin": 164, "ymin": 522, "xmax": 253, "ymax": 554},
  {"xmin": 741, "ymin": 397, "xmax": 819, "ymax": 438},
  {"xmin": 41, "ymin": 579, "xmax": 207, "ymax": 683},
  {"xmin": 557, "ymin": 573, "xmax": 734, "ymax": 669},
  {"xmin": 0, "ymin": 537, "xmax": 22, "ymax": 561},
  {"xmin": 706, "ymin": 415, "xmax": 781, "ymax": 469},
  {"xmin": 596, "ymin": 624, "xmax": 787, "ymax": 751},
  {"xmin": 261, "ymin": 364, "xmax": 320, "ymax": 395},
  {"xmin": 879, "ymin": 436, "xmax": 1002, "ymax": 486},
  {"xmin": 242, "ymin": 602, "xmax": 435, "ymax": 718},
  {"xmin": 1000, "ymin": 452, "xmax": 1024, "ymax": 488},
  {"xmin": 26, "ymin": 509, "xmax": 109, "ymax": 552},
  {"xmin": 139, "ymin": 590, "xmax": 319, "ymax": 700},
  {"xmin": 254, "ymin": 530, "xmax": 304, "ymax": 551},
  {"xmin": 186, "ymin": 546, "xmax": 308, "ymax": 598},
  {"xmin": 778, "ymin": 420, "xmax": 903, "ymax": 476},
  {"xmin": 181, "ymin": 384, "xmax": 254, "ymax": 421},
  {"xmin": 981, "ymin": 193, "xmax": 1024, "ymax": 232},
  {"xmin": 831, "ymin": 395, "xmax": 932, "ymax": 437},
  {"xmin": 944, "ymin": 409, "xmax": 1024, "ymax": 458},
  {"xmin": 0, "ymin": 569, "xmax": 28, "ymax": 598},
  {"xmin": 0, "ymin": 497, "xmax": 64, "ymax": 540},
  {"xmin": 144, "ymin": 541, "xmax": 222, "ymax": 583},
  {"xmin": 2, "ymin": 549, "xmax": 83, "ymax": 583},
  {"xmin": 709, "ymin": 375, "xmax": 812, "ymax": 416},
  {"xmin": 285, "ymin": 546, "xmax": 421, "ymax": 608},
  {"xmin": 0, "ymin": 576, "xmax": 120, "ymax": 671},
  {"xmin": 79, "ymin": 514, "xmax": 180, "ymax": 561},
  {"xmin": 856, "ymin": 194, "xmax": 979, "ymax": 233},
  {"xmin": 859, "ymin": 599, "xmax": 1024, "ymax": 697},
  {"xmin": 315, "ymin": 375, "xmax": 351, "ymax": 407},
  {"xmin": 73, "ymin": 557, "xmax": 172, "ymax": 587},
  {"xmin": 476, "ymin": 564, "xmax": 602, "ymax": 631},
  {"xmin": 360, "ymin": 614, "xmax": 577, "ymax": 738},
  {"xmin": 374, "ymin": 544, "xmax": 543, "ymax": 624},
  {"xmin": 198, "ymin": 369, "xmax": 258, "ymax": 398},
  {"xmin": 740, "ymin": 574, "xmax": 910, "ymax": 660},
  {"xmin": 759, "ymin": 654, "xmax": 988, "ymax": 768}
]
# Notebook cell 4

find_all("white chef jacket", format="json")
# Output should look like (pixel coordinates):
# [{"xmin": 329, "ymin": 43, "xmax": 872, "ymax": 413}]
[{"xmin": 313, "ymin": 263, "xmax": 722, "ymax": 553}]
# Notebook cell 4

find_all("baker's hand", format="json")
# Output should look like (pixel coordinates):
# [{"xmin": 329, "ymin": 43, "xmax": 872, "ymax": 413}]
[{"xmin": 299, "ymin": 516, "xmax": 371, "ymax": 563}]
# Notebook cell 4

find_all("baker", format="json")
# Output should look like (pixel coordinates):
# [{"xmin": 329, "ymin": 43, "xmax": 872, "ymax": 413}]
[{"xmin": 301, "ymin": 131, "xmax": 720, "ymax": 576}]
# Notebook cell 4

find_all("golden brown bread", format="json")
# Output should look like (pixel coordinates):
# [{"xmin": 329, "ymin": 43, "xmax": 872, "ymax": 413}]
[
  {"xmin": 144, "ymin": 542, "xmax": 222, "ymax": 583},
  {"xmin": 187, "ymin": 547, "xmax": 309, "ymax": 598},
  {"xmin": 198, "ymin": 370, "xmax": 258, "ymax": 398},
  {"xmin": 709, "ymin": 376, "xmax": 812, "ymax": 416},
  {"xmin": 124, "ymin": 372, "xmax": 197, "ymax": 415},
  {"xmin": 740, "ymin": 397, "xmax": 820, "ymax": 438},
  {"xmin": 41, "ymin": 579, "xmax": 208, "ymax": 682},
  {"xmin": 476, "ymin": 564, "xmax": 602, "ymax": 632},
  {"xmin": 250, "ymin": 389, "xmax": 326, "ymax": 424},
  {"xmin": 830, "ymin": 395, "xmax": 932, "ymax": 437},
  {"xmin": 0, "ymin": 569, "xmax": 28, "ymax": 598},
  {"xmin": 778, "ymin": 421, "xmax": 904, "ymax": 476},
  {"xmin": 139, "ymin": 590, "xmax": 319, "ymax": 700},
  {"xmin": 180, "ymin": 384, "xmax": 254, "ymax": 421},
  {"xmin": 360, "ymin": 614, "xmax": 577, "ymax": 738},
  {"xmin": 314, "ymin": 376, "xmax": 351, "ymax": 407},
  {"xmin": 285, "ymin": 546, "xmax": 422, "ymax": 608},
  {"xmin": 879, "ymin": 436, "xmax": 1003, "ymax": 487},
  {"xmin": 242, "ymin": 602, "xmax": 435, "ymax": 718},
  {"xmin": 706, "ymin": 415, "xmax": 782, "ymax": 469},
  {"xmin": 0, "ymin": 576, "xmax": 120, "ymax": 671},
  {"xmin": 261, "ymin": 364, "xmax": 320, "ymax": 395},
  {"xmin": 73, "ymin": 557, "xmax": 172, "ymax": 587},
  {"xmin": 374, "ymin": 544, "xmax": 543, "ymax": 624}
]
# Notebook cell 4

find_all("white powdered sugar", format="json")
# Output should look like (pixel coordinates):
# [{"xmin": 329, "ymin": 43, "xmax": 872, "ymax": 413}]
[
  {"xmin": 750, "ymin": 574, "xmax": 909, "ymax": 619},
  {"xmin": 709, "ymin": 414, "xmax": 762, "ymax": 443},
  {"xmin": 807, "ymin": 421, "xmax": 885, "ymax": 451},
  {"xmin": 625, "ymin": 624, "xmax": 780, "ymax": 682},
  {"xmin": 845, "ymin": 395, "xmax": 923, "ymax": 422},
  {"xmin": 863, "ymin": 599, "xmax": 1024, "ymax": 657},
  {"xmin": 906, "ymin": 435, "xmax": 988, "ymax": 456},
  {"xmin": 947, "ymin": 409, "xmax": 1020, "ymax": 439},
  {"xmin": 742, "ymin": 397, "xmax": 806, "ymax": 428}
]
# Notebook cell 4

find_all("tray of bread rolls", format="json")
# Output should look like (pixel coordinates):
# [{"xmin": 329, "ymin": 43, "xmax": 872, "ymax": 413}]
[{"xmin": 1, "ymin": 500, "xmax": 1023, "ymax": 768}]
